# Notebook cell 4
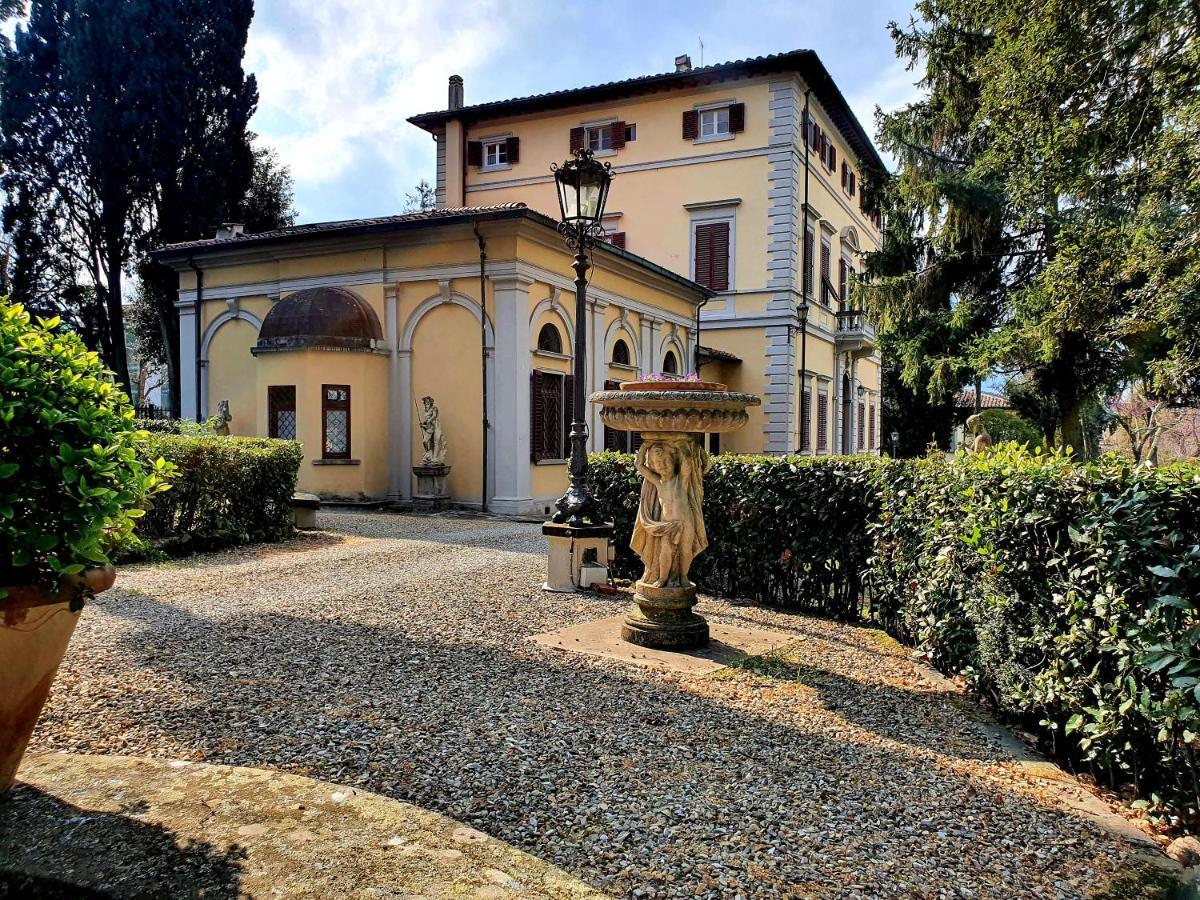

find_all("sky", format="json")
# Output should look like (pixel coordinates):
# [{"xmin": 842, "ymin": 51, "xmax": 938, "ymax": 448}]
[{"xmin": 245, "ymin": 0, "xmax": 924, "ymax": 224}]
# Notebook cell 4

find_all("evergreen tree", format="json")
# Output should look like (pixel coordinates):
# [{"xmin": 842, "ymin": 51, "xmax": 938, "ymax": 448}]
[{"xmin": 862, "ymin": 0, "xmax": 1200, "ymax": 454}]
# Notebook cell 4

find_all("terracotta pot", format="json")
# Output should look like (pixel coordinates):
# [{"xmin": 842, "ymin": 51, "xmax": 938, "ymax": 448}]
[
  {"xmin": 619, "ymin": 380, "xmax": 727, "ymax": 392},
  {"xmin": 0, "ymin": 565, "xmax": 115, "ymax": 791}
]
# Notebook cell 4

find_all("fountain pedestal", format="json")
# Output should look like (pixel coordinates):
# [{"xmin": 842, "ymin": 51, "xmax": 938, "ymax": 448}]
[{"xmin": 590, "ymin": 382, "xmax": 760, "ymax": 651}]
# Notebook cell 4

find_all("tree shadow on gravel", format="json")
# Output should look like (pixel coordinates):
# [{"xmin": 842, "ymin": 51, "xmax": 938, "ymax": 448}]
[
  {"xmin": 0, "ymin": 785, "xmax": 245, "ymax": 898},
  {"xmin": 41, "ymin": 595, "xmax": 1137, "ymax": 898}
]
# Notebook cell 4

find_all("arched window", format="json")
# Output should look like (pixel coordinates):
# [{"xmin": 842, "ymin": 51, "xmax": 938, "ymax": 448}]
[
  {"xmin": 611, "ymin": 338, "xmax": 630, "ymax": 366},
  {"xmin": 662, "ymin": 350, "xmax": 678, "ymax": 375},
  {"xmin": 537, "ymin": 323, "xmax": 563, "ymax": 354}
]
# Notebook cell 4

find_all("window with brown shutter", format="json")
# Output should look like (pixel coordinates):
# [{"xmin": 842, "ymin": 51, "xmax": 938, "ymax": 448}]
[
  {"xmin": 682, "ymin": 109, "xmax": 698, "ymax": 140},
  {"xmin": 841, "ymin": 162, "xmax": 847, "ymax": 191},
  {"xmin": 609, "ymin": 121, "xmax": 626, "ymax": 149},
  {"xmin": 828, "ymin": 143, "xmax": 837, "ymax": 172},
  {"xmin": 466, "ymin": 141, "xmax": 483, "ymax": 167},
  {"xmin": 817, "ymin": 392, "xmax": 829, "ymax": 452},
  {"xmin": 800, "ymin": 386, "xmax": 811, "ymax": 452},
  {"xmin": 268, "ymin": 386, "xmax": 296, "ymax": 440},
  {"xmin": 563, "ymin": 373, "xmax": 574, "ymax": 454},
  {"xmin": 849, "ymin": 170, "xmax": 856, "ymax": 197},
  {"xmin": 869, "ymin": 403, "xmax": 877, "ymax": 451},
  {"xmin": 505, "ymin": 136, "xmax": 520, "ymax": 163},
  {"xmin": 858, "ymin": 401, "xmax": 866, "ymax": 451},
  {"xmin": 608, "ymin": 231, "xmax": 626, "ymax": 249},
  {"xmin": 693, "ymin": 221, "xmax": 730, "ymax": 291},
  {"xmin": 603, "ymin": 379, "xmax": 631, "ymax": 452},
  {"xmin": 804, "ymin": 227, "xmax": 815, "ymax": 297},
  {"xmin": 569, "ymin": 127, "xmax": 584, "ymax": 152},
  {"xmin": 728, "ymin": 102, "xmax": 745, "ymax": 133},
  {"xmin": 321, "ymin": 385, "xmax": 350, "ymax": 459},
  {"xmin": 839, "ymin": 258, "xmax": 848, "ymax": 306},
  {"xmin": 530, "ymin": 370, "xmax": 567, "ymax": 461},
  {"xmin": 820, "ymin": 241, "xmax": 832, "ymax": 305}
]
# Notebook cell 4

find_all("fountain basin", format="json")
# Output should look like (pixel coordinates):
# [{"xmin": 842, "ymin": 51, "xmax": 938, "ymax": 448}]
[{"xmin": 589, "ymin": 389, "xmax": 761, "ymax": 435}]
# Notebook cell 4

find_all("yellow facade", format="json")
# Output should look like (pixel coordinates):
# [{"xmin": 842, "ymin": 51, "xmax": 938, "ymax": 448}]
[
  {"xmin": 159, "ymin": 210, "xmax": 707, "ymax": 513},
  {"xmin": 414, "ymin": 50, "xmax": 885, "ymax": 455}
]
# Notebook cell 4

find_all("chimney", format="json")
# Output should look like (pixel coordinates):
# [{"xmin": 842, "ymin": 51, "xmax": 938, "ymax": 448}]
[
  {"xmin": 675, "ymin": 54, "xmax": 692, "ymax": 72},
  {"xmin": 215, "ymin": 223, "xmax": 244, "ymax": 241},
  {"xmin": 448, "ymin": 74, "xmax": 464, "ymax": 110}
]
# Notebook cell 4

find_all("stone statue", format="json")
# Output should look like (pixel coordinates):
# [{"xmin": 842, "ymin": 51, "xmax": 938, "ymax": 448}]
[
  {"xmin": 214, "ymin": 399, "xmax": 232, "ymax": 436},
  {"xmin": 631, "ymin": 438, "xmax": 710, "ymax": 588},
  {"xmin": 418, "ymin": 396, "xmax": 448, "ymax": 466},
  {"xmin": 966, "ymin": 413, "xmax": 993, "ymax": 453}
]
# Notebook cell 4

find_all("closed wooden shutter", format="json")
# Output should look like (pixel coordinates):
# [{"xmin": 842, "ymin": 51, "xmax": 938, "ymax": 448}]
[
  {"xmin": 828, "ymin": 144, "xmax": 837, "ymax": 172},
  {"xmin": 693, "ymin": 222, "xmax": 729, "ymax": 291},
  {"xmin": 728, "ymin": 102, "xmax": 745, "ymax": 133},
  {"xmin": 804, "ymin": 228, "xmax": 815, "ymax": 296},
  {"xmin": 603, "ymin": 379, "xmax": 627, "ymax": 452},
  {"xmin": 849, "ymin": 170, "xmax": 856, "ymax": 196},
  {"xmin": 682, "ymin": 109, "xmax": 698, "ymax": 140},
  {"xmin": 530, "ymin": 370, "xmax": 545, "ymax": 461},
  {"xmin": 563, "ymin": 373, "xmax": 574, "ymax": 455},
  {"xmin": 466, "ymin": 141, "xmax": 483, "ymax": 166},
  {"xmin": 570, "ymin": 127, "xmax": 584, "ymax": 151},
  {"xmin": 609, "ymin": 121, "xmax": 626, "ymax": 149},
  {"xmin": 817, "ymin": 393, "xmax": 829, "ymax": 452},
  {"xmin": 820, "ymin": 242, "xmax": 831, "ymax": 304},
  {"xmin": 869, "ymin": 403, "xmax": 877, "ymax": 450},
  {"xmin": 858, "ymin": 401, "xmax": 866, "ymax": 451},
  {"xmin": 505, "ymin": 136, "xmax": 520, "ymax": 163},
  {"xmin": 841, "ymin": 162, "xmax": 848, "ymax": 191},
  {"xmin": 608, "ymin": 231, "xmax": 626, "ymax": 249},
  {"xmin": 839, "ymin": 258, "xmax": 848, "ymax": 305},
  {"xmin": 631, "ymin": 431, "xmax": 643, "ymax": 453},
  {"xmin": 801, "ymin": 387, "xmax": 811, "ymax": 451}
]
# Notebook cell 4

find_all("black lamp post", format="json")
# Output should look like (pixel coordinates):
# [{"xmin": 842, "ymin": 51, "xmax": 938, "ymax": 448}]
[
  {"xmin": 550, "ymin": 148, "xmax": 613, "ymax": 528},
  {"xmin": 797, "ymin": 302, "xmax": 809, "ymax": 452}
]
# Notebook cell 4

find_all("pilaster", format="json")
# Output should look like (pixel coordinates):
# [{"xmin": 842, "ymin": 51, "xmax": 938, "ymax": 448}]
[{"xmin": 490, "ymin": 273, "xmax": 535, "ymax": 513}]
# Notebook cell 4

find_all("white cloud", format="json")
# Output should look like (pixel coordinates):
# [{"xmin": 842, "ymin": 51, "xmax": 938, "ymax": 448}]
[{"xmin": 246, "ymin": 0, "xmax": 513, "ymax": 193}]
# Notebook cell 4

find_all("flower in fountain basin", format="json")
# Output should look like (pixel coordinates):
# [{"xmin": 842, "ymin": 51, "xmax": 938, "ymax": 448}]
[{"xmin": 643, "ymin": 372, "xmax": 702, "ymax": 383}]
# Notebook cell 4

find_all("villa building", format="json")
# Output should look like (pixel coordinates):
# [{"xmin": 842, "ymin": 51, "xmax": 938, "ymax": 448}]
[
  {"xmin": 409, "ymin": 49, "xmax": 885, "ymax": 455},
  {"xmin": 157, "ymin": 49, "xmax": 884, "ymax": 508}
]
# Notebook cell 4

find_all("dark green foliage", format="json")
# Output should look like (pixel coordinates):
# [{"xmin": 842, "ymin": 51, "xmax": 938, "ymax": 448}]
[
  {"xmin": 0, "ymin": 300, "xmax": 169, "ymax": 591},
  {"xmin": 979, "ymin": 409, "xmax": 1042, "ymax": 447},
  {"xmin": 126, "ymin": 434, "xmax": 302, "ymax": 557},
  {"xmin": 589, "ymin": 446, "xmax": 1200, "ymax": 826}
]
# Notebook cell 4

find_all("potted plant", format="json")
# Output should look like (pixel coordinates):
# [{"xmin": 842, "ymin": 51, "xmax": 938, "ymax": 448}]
[{"xmin": 0, "ymin": 301, "xmax": 170, "ymax": 790}]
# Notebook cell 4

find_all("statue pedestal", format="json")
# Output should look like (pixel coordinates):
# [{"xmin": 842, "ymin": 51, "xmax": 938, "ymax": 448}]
[
  {"xmin": 622, "ymin": 580, "xmax": 709, "ymax": 651},
  {"xmin": 412, "ymin": 464, "xmax": 451, "ymax": 510},
  {"xmin": 542, "ymin": 522, "xmax": 612, "ymax": 593}
]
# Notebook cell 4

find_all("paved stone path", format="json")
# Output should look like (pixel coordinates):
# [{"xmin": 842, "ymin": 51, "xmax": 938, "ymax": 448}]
[{"xmin": 24, "ymin": 512, "xmax": 1170, "ymax": 898}]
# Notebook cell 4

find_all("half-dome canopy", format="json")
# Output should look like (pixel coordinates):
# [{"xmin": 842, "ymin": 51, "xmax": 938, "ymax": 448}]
[{"xmin": 254, "ymin": 287, "xmax": 383, "ymax": 354}]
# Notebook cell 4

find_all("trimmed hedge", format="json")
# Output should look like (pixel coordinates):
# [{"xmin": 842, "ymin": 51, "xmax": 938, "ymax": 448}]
[
  {"xmin": 127, "ymin": 435, "xmax": 303, "ymax": 556},
  {"xmin": 588, "ymin": 446, "xmax": 1200, "ymax": 827}
]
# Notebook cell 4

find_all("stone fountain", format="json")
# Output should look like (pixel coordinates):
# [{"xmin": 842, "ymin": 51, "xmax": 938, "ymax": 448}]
[{"xmin": 589, "ymin": 380, "xmax": 760, "ymax": 650}]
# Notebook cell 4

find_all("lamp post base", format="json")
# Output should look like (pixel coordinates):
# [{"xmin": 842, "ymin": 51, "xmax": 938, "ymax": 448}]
[
  {"xmin": 542, "ymin": 522, "xmax": 613, "ymax": 593},
  {"xmin": 621, "ymin": 581, "xmax": 710, "ymax": 651}
]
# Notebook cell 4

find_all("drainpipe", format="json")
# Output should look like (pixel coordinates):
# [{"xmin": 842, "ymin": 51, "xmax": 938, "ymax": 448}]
[
  {"xmin": 188, "ymin": 257, "xmax": 203, "ymax": 422},
  {"xmin": 474, "ymin": 222, "xmax": 489, "ymax": 512},
  {"xmin": 693, "ymin": 295, "xmax": 707, "ymax": 375}
]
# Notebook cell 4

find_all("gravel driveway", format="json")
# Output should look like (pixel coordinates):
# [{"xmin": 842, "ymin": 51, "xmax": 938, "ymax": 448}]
[{"xmin": 32, "ymin": 511, "xmax": 1144, "ymax": 898}]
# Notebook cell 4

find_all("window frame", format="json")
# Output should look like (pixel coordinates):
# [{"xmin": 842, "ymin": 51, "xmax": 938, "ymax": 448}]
[
  {"xmin": 480, "ymin": 137, "xmax": 510, "ymax": 171},
  {"xmin": 661, "ymin": 349, "xmax": 679, "ymax": 375},
  {"xmin": 531, "ymin": 369, "xmax": 571, "ymax": 463},
  {"xmin": 268, "ymin": 385, "xmax": 296, "ymax": 440},
  {"xmin": 689, "ymin": 206, "xmax": 736, "ymax": 293},
  {"xmin": 536, "ymin": 322, "xmax": 564, "ymax": 356},
  {"xmin": 611, "ymin": 338, "xmax": 632, "ymax": 368},
  {"xmin": 624, "ymin": 123, "xmax": 637, "ymax": 143},
  {"xmin": 321, "ymin": 384, "xmax": 351, "ymax": 460},
  {"xmin": 584, "ymin": 124, "xmax": 613, "ymax": 153}
]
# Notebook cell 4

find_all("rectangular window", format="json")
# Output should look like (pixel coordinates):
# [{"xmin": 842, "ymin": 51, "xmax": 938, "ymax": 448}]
[
  {"xmin": 585, "ymin": 125, "xmax": 612, "ymax": 152},
  {"xmin": 530, "ymin": 370, "xmax": 573, "ymax": 462},
  {"xmin": 699, "ymin": 107, "xmax": 730, "ymax": 138},
  {"xmin": 820, "ymin": 241, "xmax": 832, "ymax": 305},
  {"xmin": 869, "ymin": 402, "xmax": 877, "ymax": 451},
  {"xmin": 800, "ymin": 385, "xmax": 811, "ymax": 452},
  {"xmin": 624, "ymin": 123, "xmax": 637, "ymax": 143},
  {"xmin": 817, "ymin": 392, "xmax": 829, "ymax": 453},
  {"xmin": 858, "ymin": 401, "xmax": 866, "ymax": 451},
  {"xmin": 321, "ymin": 385, "xmax": 350, "ymax": 459},
  {"xmin": 804, "ymin": 227, "xmax": 815, "ymax": 297},
  {"xmin": 693, "ymin": 220, "xmax": 731, "ymax": 291},
  {"xmin": 839, "ymin": 258, "xmax": 849, "ymax": 307},
  {"xmin": 268, "ymin": 386, "xmax": 296, "ymax": 440},
  {"xmin": 483, "ymin": 139, "xmax": 507, "ymax": 167}
]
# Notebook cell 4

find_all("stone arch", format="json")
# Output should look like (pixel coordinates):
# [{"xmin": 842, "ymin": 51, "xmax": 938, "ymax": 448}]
[
  {"xmin": 658, "ymin": 331, "xmax": 687, "ymax": 374},
  {"xmin": 528, "ymin": 295, "xmax": 574, "ymax": 352},
  {"xmin": 839, "ymin": 225, "xmax": 862, "ymax": 253},
  {"xmin": 604, "ymin": 315, "xmax": 640, "ymax": 368},
  {"xmin": 201, "ymin": 307, "xmax": 263, "ymax": 359},
  {"xmin": 402, "ymin": 291, "xmax": 494, "ymax": 352}
]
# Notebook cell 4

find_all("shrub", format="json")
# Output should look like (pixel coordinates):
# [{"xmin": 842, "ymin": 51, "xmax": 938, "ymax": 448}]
[
  {"xmin": 0, "ymin": 301, "xmax": 169, "ymax": 595},
  {"xmin": 979, "ymin": 408, "xmax": 1044, "ymax": 446},
  {"xmin": 128, "ymin": 434, "xmax": 302, "ymax": 556},
  {"xmin": 589, "ymin": 444, "xmax": 1200, "ymax": 827}
]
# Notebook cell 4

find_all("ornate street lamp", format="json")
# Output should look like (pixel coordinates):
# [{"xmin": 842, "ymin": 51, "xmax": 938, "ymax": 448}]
[
  {"xmin": 550, "ymin": 148, "xmax": 613, "ymax": 528},
  {"xmin": 796, "ymin": 302, "xmax": 809, "ymax": 453}
]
